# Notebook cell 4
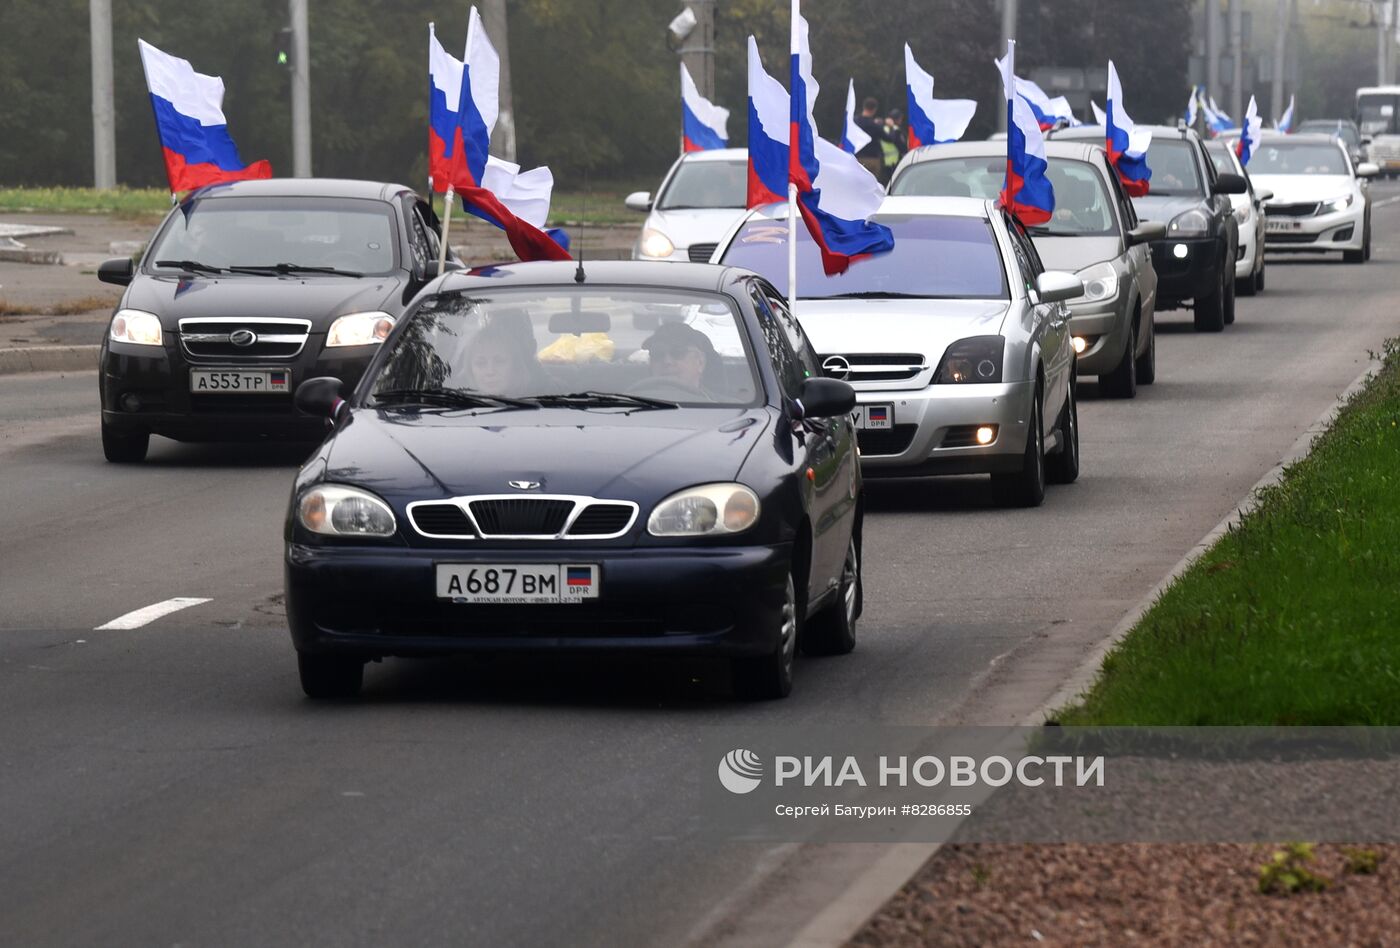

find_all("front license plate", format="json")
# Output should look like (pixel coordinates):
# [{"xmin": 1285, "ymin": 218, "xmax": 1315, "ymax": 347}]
[
  {"xmin": 1266, "ymin": 219, "xmax": 1301, "ymax": 233},
  {"xmin": 852, "ymin": 404, "xmax": 894, "ymax": 430},
  {"xmin": 190, "ymin": 369, "xmax": 290, "ymax": 393},
  {"xmin": 435, "ymin": 564, "xmax": 600, "ymax": 604}
]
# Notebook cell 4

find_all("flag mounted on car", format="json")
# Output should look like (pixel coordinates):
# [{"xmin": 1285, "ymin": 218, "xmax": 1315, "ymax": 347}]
[
  {"xmin": 1276, "ymin": 94, "xmax": 1295, "ymax": 133},
  {"xmin": 841, "ymin": 80, "xmax": 871, "ymax": 155},
  {"xmin": 746, "ymin": 36, "xmax": 790, "ymax": 208},
  {"xmin": 904, "ymin": 44, "xmax": 976, "ymax": 149},
  {"xmin": 995, "ymin": 40, "xmax": 1055, "ymax": 226},
  {"xmin": 1236, "ymin": 96, "xmax": 1262, "ymax": 166},
  {"xmin": 1106, "ymin": 61, "xmax": 1152, "ymax": 196},
  {"xmin": 681, "ymin": 63, "xmax": 729, "ymax": 152},
  {"xmin": 137, "ymin": 39, "xmax": 272, "ymax": 194}
]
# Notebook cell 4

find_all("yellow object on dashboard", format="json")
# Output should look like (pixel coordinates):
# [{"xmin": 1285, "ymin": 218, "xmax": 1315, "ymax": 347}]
[{"xmin": 538, "ymin": 332, "xmax": 616, "ymax": 363}]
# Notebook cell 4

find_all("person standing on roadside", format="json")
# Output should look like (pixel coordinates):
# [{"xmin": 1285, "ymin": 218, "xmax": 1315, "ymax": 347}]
[
  {"xmin": 854, "ymin": 96, "xmax": 891, "ymax": 179},
  {"xmin": 881, "ymin": 107, "xmax": 907, "ymax": 181}
]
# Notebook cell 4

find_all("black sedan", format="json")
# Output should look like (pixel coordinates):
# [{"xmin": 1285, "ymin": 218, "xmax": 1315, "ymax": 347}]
[
  {"xmin": 284, "ymin": 261, "xmax": 863, "ymax": 700},
  {"xmin": 96, "ymin": 178, "xmax": 452, "ymax": 461}
]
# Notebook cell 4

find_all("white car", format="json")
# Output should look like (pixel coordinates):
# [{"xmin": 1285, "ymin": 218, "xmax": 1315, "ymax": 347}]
[
  {"xmin": 1205, "ymin": 139, "xmax": 1272, "ymax": 294},
  {"xmin": 625, "ymin": 148, "xmax": 748, "ymax": 262},
  {"xmin": 1243, "ymin": 134, "xmax": 1377, "ymax": 262},
  {"xmin": 715, "ymin": 195, "xmax": 1084, "ymax": 508}
]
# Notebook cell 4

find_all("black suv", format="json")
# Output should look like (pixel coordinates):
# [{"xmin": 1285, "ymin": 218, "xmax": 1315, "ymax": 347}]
[
  {"xmin": 1052, "ymin": 124, "xmax": 1247, "ymax": 332},
  {"xmin": 97, "ymin": 179, "xmax": 453, "ymax": 461}
]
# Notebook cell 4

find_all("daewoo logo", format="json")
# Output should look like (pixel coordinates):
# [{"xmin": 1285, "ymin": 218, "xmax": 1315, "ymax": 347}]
[{"xmin": 508, "ymin": 480, "xmax": 542, "ymax": 490}]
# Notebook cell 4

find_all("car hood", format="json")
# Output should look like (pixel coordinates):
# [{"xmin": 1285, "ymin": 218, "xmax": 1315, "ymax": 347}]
[
  {"xmin": 1249, "ymin": 174, "xmax": 1356, "ymax": 204},
  {"xmin": 322, "ymin": 407, "xmax": 774, "ymax": 503},
  {"xmin": 125, "ymin": 273, "xmax": 408, "ymax": 330},
  {"xmin": 1130, "ymin": 193, "xmax": 1207, "ymax": 224},
  {"xmin": 1030, "ymin": 235, "xmax": 1124, "ymax": 272},
  {"xmin": 643, "ymin": 207, "xmax": 749, "ymax": 252}
]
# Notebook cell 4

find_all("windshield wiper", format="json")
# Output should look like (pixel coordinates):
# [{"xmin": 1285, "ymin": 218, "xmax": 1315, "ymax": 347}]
[
  {"xmin": 527, "ymin": 391, "xmax": 680, "ymax": 410},
  {"xmin": 825, "ymin": 291, "xmax": 922, "ymax": 299},
  {"xmin": 155, "ymin": 259, "xmax": 226, "ymax": 274},
  {"xmin": 227, "ymin": 263, "xmax": 363, "ymax": 277},
  {"xmin": 372, "ymin": 387, "xmax": 539, "ymax": 410}
]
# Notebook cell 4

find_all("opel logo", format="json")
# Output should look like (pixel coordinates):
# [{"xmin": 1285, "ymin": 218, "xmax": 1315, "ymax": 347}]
[
  {"xmin": 821, "ymin": 355, "xmax": 851, "ymax": 380},
  {"xmin": 229, "ymin": 329, "xmax": 257, "ymax": 347},
  {"xmin": 508, "ymin": 480, "xmax": 542, "ymax": 491}
]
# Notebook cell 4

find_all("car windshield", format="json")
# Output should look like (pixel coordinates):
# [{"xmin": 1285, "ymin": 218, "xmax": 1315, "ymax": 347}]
[
  {"xmin": 371, "ymin": 287, "xmax": 761, "ymax": 407},
  {"xmin": 719, "ymin": 214, "xmax": 1008, "ymax": 300},
  {"xmin": 148, "ymin": 197, "xmax": 398, "ymax": 274},
  {"xmin": 657, "ymin": 160, "xmax": 747, "ymax": 210},
  {"xmin": 1135, "ymin": 139, "xmax": 1201, "ymax": 196},
  {"xmin": 1299, "ymin": 122, "xmax": 1359, "ymax": 148},
  {"xmin": 1357, "ymin": 96, "xmax": 1399, "ymax": 136},
  {"xmin": 1247, "ymin": 142, "xmax": 1349, "ymax": 175},
  {"xmin": 891, "ymin": 157, "xmax": 1118, "ymax": 236}
]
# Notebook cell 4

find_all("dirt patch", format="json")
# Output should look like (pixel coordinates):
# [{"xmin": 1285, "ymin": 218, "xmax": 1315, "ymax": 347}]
[{"xmin": 0, "ymin": 294, "xmax": 118, "ymax": 318}]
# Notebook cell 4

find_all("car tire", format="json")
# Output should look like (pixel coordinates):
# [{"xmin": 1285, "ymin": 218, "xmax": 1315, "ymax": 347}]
[
  {"xmin": 1256, "ymin": 254, "xmax": 1266, "ymax": 292},
  {"xmin": 1136, "ymin": 315, "xmax": 1156, "ymax": 385},
  {"xmin": 1045, "ymin": 377, "xmax": 1080, "ymax": 485},
  {"xmin": 732, "ymin": 572, "xmax": 798, "ymax": 700},
  {"xmin": 992, "ymin": 386, "xmax": 1046, "ymax": 508},
  {"xmin": 1098, "ymin": 327, "xmax": 1137, "ymax": 399},
  {"xmin": 1364, "ymin": 217, "xmax": 1372, "ymax": 260},
  {"xmin": 801, "ymin": 536, "xmax": 860, "ymax": 656},
  {"xmin": 297, "ymin": 652, "xmax": 365, "ymax": 699},
  {"xmin": 1193, "ymin": 276, "xmax": 1225, "ymax": 333},
  {"xmin": 1222, "ymin": 269, "xmax": 1236, "ymax": 325},
  {"xmin": 101, "ymin": 420, "xmax": 149, "ymax": 463},
  {"xmin": 1346, "ymin": 217, "xmax": 1371, "ymax": 263},
  {"xmin": 1239, "ymin": 252, "xmax": 1258, "ymax": 297}
]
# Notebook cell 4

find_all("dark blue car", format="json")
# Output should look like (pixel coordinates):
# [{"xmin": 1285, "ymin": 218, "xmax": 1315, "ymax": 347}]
[{"xmin": 284, "ymin": 261, "xmax": 863, "ymax": 700}]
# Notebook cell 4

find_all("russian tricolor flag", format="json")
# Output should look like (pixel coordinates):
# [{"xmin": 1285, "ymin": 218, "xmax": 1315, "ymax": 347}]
[
  {"xmin": 1276, "ymin": 94, "xmax": 1295, "ymax": 133},
  {"xmin": 996, "ymin": 41, "xmax": 1055, "ymax": 227},
  {"xmin": 1106, "ymin": 61, "xmax": 1152, "ymax": 197},
  {"xmin": 904, "ymin": 44, "xmax": 976, "ymax": 150},
  {"xmin": 746, "ymin": 36, "xmax": 789, "ymax": 208},
  {"xmin": 137, "ymin": 40, "xmax": 271, "ymax": 194},
  {"xmin": 1236, "ymin": 95, "xmax": 1262, "ymax": 166},
  {"xmin": 840, "ymin": 80, "xmax": 871, "ymax": 155},
  {"xmin": 788, "ymin": 6, "xmax": 894, "ymax": 276},
  {"xmin": 432, "ymin": 12, "xmax": 570, "ymax": 262},
  {"xmin": 1202, "ymin": 93, "xmax": 1236, "ymax": 135},
  {"xmin": 681, "ymin": 63, "xmax": 729, "ymax": 152}
]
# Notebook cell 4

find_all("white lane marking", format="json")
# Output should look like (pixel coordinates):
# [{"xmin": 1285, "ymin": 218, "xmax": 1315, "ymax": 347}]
[
  {"xmin": 95, "ymin": 597, "xmax": 212, "ymax": 631},
  {"xmin": 1371, "ymin": 194, "xmax": 1400, "ymax": 209}
]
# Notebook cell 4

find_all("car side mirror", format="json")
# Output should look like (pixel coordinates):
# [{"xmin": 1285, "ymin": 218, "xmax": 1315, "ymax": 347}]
[
  {"xmin": 1126, "ymin": 221, "xmax": 1166, "ymax": 246},
  {"xmin": 1357, "ymin": 162, "xmax": 1381, "ymax": 178},
  {"xmin": 1035, "ymin": 271, "xmax": 1084, "ymax": 304},
  {"xmin": 1255, "ymin": 188, "xmax": 1274, "ymax": 203},
  {"xmin": 1212, "ymin": 172, "xmax": 1248, "ymax": 195},
  {"xmin": 796, "ymin": 377, "xmax": 857, "ymax": 419},
  {"xmin": 98, "ymin": 257, "xmax": 134, "ymax": 286},
  {"xmin": 295, "ymin": 376, "xmax": 346, "ymax": 422},
  {"xmin": 421, "ymin": 259, "xmax": 465, "ymax": 281},
  {"xmin": 624, "ymin": 191, "xmax": 653, "ymax": 213}
]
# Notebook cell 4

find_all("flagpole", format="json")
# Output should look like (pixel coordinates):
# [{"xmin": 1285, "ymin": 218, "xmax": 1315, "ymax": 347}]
[
  {"xmin": 437, "ymin": 186, "xmax": 455, "ymax": 272},
  {"xmin": 788, "ymin": 0, "xmax": 800, "ymax": 317},
  {"xmin": 787, "ymin": 183, "xmax": 798, "ymax": 318}
]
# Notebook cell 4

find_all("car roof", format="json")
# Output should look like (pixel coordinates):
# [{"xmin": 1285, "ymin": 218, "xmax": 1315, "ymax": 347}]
[
  {"xmin": 435, "ymin": 260, "xmax": 741, "ymax": 295},
  {"xmin": 182, "ymin": 178, "xmax": 417, "ymax": 203},
  {"xmin": 1054, "ymin": 123, "xmax": 1199, "ymax": 142},
  {"xmin": 678, "ymin": 148, "xmax": 748, "ymax": 164},
  {"xmin": 744, "ymin": 194, "xmax": 996, "ymax": 222},
  {"xmin": 900, "ymin": 139, "xmax": 1105, "ymax": 165}
]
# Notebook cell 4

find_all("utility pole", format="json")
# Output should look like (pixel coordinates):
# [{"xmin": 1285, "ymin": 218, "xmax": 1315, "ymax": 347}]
[
  {"xmin": 90, "ymin": 0, "xmax": 117, "ymax": 189},
  {"xmin": 998, "ymin": 0, "xmax": 1018, "ymax": 132},
  {"xmin": 1206, "ymin": 0, "xmax": 1221, "ymax": 99},
  {"xmin": 677, "ymin": 0, "xmax": 716, "ymax": 101},
  {"xmin": 1392, "ymin": 0, "xmax": 1399, "ymax": 82},
  {"xmin": 1272, "ymin": 0, "xmax": 1288, "ymax": 120},
  {"xmin": 1229, "ymin": 0, "xmax": 1244, "ymax": 120},
  {"xmin": 483, "ymin": 0, "xmax": 515, "ymax": 161},
  {"xmin": 290, "ymin": 0, "xmax": 311, "ymax": 177}
]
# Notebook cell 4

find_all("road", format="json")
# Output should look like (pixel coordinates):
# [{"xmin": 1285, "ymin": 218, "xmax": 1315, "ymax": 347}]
[{"xmin": 3, "ymin": 183, "xmax": 1399, "ymax": 946}]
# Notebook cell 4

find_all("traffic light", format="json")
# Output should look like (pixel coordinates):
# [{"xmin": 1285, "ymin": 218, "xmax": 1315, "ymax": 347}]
[{"xmin": 276, "ymin": 26, "xmax": 293, "ymax": 68}]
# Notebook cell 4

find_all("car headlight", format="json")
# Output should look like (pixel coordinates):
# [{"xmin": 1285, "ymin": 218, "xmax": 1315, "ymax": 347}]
[
  {"xmin": 109, "ymin": 309, "xmax": 163, "ymax": 346},
  {"xmin": 1167, "ymin": 208, "xmax": 1211, "ymax": 236},
  {"xmin": 297, "ymin": 484, "xmax": 397, "ymax": 537},
  {"xmin": 638, "ymin": 228, "xmax": 676, "ymax": 259},
  {"xmin": 647, "ymin": 483, "xmax": 760, "ymax": 537},
  {"xmin": 326, "ymin": 312, "xmax": 395, "ymax": 347},
  {"xmin": 934, "ymin": 335, "xmax": 1004, "ymax": 384},
  {"xmin": 1076, "ymin": 262, "xmax": 1119, "ymax": 303},
  {"xmin": 1324, "ymin": 194, "xmax": 1355, "ymax": 214}
]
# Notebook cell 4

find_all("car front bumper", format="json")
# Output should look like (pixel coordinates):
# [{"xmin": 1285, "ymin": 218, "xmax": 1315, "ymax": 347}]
[
  {"xmin": 851, "ymin": 381, "xmax": 1034, "ymax": 477},
  {"xmin": 1064, "ymin": 295, "xmax": 1132, "ymax": 377},
  {"xmin": 1262, "ymin": 206, "xmax": 1365, "ymax": 252},
  {"xmin": 1235, "ymin": 219, "xmax": 1261, "ymax": 280},
  {"xmin": 285, "ymin": 541, "xmax": 792, "ymax": 658},
  {"xmin": 1148, "ymin": 236, "xmax": 1223, "ymax": 306}
]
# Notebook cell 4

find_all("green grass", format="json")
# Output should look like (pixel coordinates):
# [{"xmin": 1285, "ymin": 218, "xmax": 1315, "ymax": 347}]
[
  {"xmin": 0, "ymin": 187, "xmax": 172, "ymax": 218},
  {"xmin": 1056, "ymin": 342, "xmax": 1400, "ymax": 726}
]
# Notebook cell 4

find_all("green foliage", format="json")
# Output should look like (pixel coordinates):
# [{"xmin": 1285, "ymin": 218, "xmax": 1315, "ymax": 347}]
[
  {"xmin": 1258, "ymin": 843, "xmax": 1331, "ymax": 895},
  {"xmin": 0, "ymin": 187, "xmax": 169, "ymax": 215},
  {"xmin": 1342, "ymin": 846, "xmax": 1382, "ymax": 876}
]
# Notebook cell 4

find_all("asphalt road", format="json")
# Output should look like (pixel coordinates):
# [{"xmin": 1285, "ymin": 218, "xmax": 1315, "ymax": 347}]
[{"xmin": 4, "ymin": 184, "xmax": 1400, "ymax": 946}]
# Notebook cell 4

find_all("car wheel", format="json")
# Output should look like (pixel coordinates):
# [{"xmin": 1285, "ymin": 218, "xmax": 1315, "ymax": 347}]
[
  {"xmin": 1098, "ymin": 326, "xmax": 1137, "ymax": 399},
  {"xmin": 1364, "ymin": 217, "xmax": 1373, "ymax": 260},
  {"xmin": 732, "ymin": 572, "xmax": 798, "ymax": 700},
  {"xmin": 1222, "ymin": 269, "xmax": 1236, "ymax": 325},
  {"xmin": 1136, "ymin": 315, "xmax": 1156, "ymax": 385},
  {"xmin": 1256, "ymin": 254, "xmax": 1266, "ymax": 292},
  {"xmin": 1239, "ymin": 252, "xmax": 1258, "ymax": 297},
  {"xmin": 1045, "ymin": 377, "xmax": 1080, "ymax": 485},
  {"xmin": 1193, "ymin": 276, "xmax": 1225, "ymax": 333},
  {"xmin": 992, "ymin": 386, "xmax": 1046, "ymax": 508},
  {"xmin": 297, "ymin": 652, "xmax": 365, "ymax": 699},
  {"xmin": 101, "ymin": 420, "xmax": 149, "ymax": 463},
  {"xmin": 802, "ymin": 537, "xmax": 861, "ymax": 656}
]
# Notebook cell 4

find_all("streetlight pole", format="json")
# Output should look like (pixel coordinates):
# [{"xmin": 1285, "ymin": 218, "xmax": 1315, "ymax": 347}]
[
  {"xmin": 290, "ymin": 0, "xmax": 312, "ymax": 177},
  {"xmin": 999, "ymin": 0, "xmax": 1018, "ymax": 133},
  {"xmin": 90, "ymin": 0, "xmax": 117, "ymax": 189},
  {"xmin": 483, "ymin": 0, "xmax": 515, "ymax": 161},
  {"xmin": 1229, "ymin": 0, "xmax": 1244, "ymax": 120},
  {"xmin": 1206, "ymin": 0, "xmax": 1221, "ymax": 100},
  {"xmin": 677, "ymin": 0, "xmax": 716, "ymax": 100}
]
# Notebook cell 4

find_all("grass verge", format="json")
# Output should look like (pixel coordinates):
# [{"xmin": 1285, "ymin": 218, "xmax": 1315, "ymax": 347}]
[
  {"xmin": 0, "ymin": 187, "xmax": 171, "ymax": 218},
  {"xmin": 1056, "ymin": 341, "xmax": 1400, "ymax": 726}
]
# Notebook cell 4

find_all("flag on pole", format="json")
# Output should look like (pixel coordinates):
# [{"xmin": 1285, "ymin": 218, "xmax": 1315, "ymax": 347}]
[
  {"xmin": 789, "ymin": 5, "xmax": 894, "ymax": 276},
  {"xmin": 1276, "ymin": 94, "xmax": 1295, "ymax": 133},
  {"xmin": 995, "ymin": 40, "xmax": 1055, "ymax": 226},
  {"xmin": 1106, "ymin": 60, "xmax": 1152, "ymax": 196},
  {"xmin": 1184, "ymin": 86, "xmax": 1199, "ymax": 127},
  {"xmin": 904, "ymin": 44, "xmax": 977, "ymax": 149},
  {"xmin": 841, "ymin": 80, "xmax": 871, "ymax": 155},
  {"xmin": 1091, "ymin": 100, "xmax": 1107, "ymax": 125},
  {"xmin": 681, "ymin": 62, "xmax": 729, "ymax": 152},
  {"xmin": 137, "ymin": 39, "xmax": 272, "ymax": 193},
  {"xmin": 1236, "ymin": 95, "xmax": 1262, "ymax": 166},
  {"xmin": 746, "ymin": 36, "xmax": 789, "ymax": 208},
  {"xmin": 1201, "ymin": 93, "xmax": 1236, "ymax": 134}
]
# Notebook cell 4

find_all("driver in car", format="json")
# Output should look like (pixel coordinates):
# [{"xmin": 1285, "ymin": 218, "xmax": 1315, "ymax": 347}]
[{"xmin": 641, "ymin": 322, "xmax": 719, "ymax": 397}]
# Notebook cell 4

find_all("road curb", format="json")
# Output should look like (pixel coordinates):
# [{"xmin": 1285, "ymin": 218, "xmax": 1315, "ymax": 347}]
[
  {"xmin": 0, "ymin": 345, "xmax": 100, "ymax": 376},
  {"xmin": 778, "ymin": 359, "xmax": 1381, "ymax": 948},
  {"xmin": 0, "ymin": 246, "xmax": 64, "ymax": 265}
]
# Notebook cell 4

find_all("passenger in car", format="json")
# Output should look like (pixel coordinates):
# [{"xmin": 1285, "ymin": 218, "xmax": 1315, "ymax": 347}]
[
  {"xmin": 466, "ymin": 322, "xmax": 547, "ymax": 395},
  {"xmin": 641, "ymin": 322, "xmax": 720, "ymax": 396}
]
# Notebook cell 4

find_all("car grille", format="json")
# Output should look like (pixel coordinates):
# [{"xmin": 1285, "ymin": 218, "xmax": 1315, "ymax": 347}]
[
  {"xmin": 820, "ymin": 353, "xmax": 927, "ymax": 384},
  {"xmin": 178, "ymin": 317, "xmax": 312, "ymax": 361},
  {"xmin": 858, "ymin": 424, "xmax": 918, "ymax": 457},
  {"xmin": 408, "ymin": 496, "xmax": 639, "ymax": 540},
  {"xmin": 1266, "ymin": 232, "xmax": 1318, "ymax": 244},
  {"xmin": 687, "ymin": 243, "xmax": 718, "ymax": 263},
  {"xmin": 1265, "ymin": 202, "xmax": 1320, "ymax": 218}
]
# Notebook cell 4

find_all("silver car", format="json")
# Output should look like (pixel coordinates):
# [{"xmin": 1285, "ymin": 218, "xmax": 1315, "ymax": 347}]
[
  {"xmin": 715, "ymin": 195, "xmax": 1084, "ymax": 507},
  {"xmin": 625, "ymin": 148, "xmax": 748, "ymax": 262},
  {"xmin": 888, "ymin": 141, "xmax": 1162, "ymax": 398}
]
